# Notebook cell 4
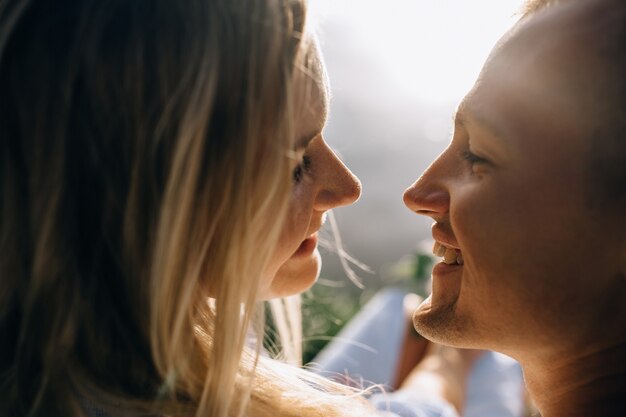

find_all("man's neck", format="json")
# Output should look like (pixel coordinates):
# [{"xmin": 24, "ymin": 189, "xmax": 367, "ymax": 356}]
[{"xmin": 522, "ymin": 342, "xmax": 626, "ymax": 417}]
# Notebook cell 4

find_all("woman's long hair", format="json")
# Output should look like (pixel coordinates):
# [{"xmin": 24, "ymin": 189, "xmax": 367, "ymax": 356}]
[{"xmin": 0, "ymin": 0, "xmax": 375, "ymax": 416}]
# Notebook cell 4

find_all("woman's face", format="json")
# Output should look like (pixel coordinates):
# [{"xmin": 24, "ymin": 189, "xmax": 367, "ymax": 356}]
[{"xmin": 259, "ymin": 60, "xmax": 361, "ymax": 300}]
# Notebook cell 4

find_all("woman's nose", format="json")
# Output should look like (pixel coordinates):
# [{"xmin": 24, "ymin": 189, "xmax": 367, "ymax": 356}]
[
  {"xmin": 314, "ymin": 144, "xmax": 361, "ymax": 211},
  {"xmin": 403, "ymin": 156, "xmax": 450, "ymax": 219}
]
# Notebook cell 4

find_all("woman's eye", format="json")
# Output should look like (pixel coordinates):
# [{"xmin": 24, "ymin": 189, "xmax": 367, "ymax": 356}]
[{"xmin": 292, "ymin": 155, "xmax": 312, "ymax": 183}]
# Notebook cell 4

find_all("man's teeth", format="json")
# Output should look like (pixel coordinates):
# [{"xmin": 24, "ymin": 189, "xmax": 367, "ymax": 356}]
[
  {"xmin": 435, "ymin": 242, "xmax": 446, "ymax": 257},
  {"xmin": 433, "ymin": 242, "xmax": 464, "ymax": 265},
  {"xmin": 443, "ymin": 248, "xmax": 457, "ymax": 264}
]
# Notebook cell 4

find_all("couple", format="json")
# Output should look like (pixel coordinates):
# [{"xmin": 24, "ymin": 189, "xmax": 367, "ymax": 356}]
[{"xmin": 1, "ymin": 0, "xmax": 624, "ymax": 416}]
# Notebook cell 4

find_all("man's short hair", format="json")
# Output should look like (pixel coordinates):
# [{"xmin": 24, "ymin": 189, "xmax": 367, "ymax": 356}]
[{"xmin": 523, "ymin": 0, "xmax": 626, "ymax": 207}]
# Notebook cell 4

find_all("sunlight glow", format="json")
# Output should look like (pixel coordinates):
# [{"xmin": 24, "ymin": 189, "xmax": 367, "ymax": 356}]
[{"xmin": 310, "ymin": 0, "xmax": 524, "ymax": 104}]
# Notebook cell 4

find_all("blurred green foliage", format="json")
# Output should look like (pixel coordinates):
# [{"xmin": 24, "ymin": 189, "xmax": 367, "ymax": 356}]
[
  {"xmin": 301, "ymin": 246, "xmax": 435, "ymax": 364},
  {"xmin": 301, "ymin": 284, "xmax": 361, "ymax": 364}
]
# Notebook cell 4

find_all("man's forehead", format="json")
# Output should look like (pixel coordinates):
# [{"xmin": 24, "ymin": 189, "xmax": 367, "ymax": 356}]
[
  {"xmin": 501, "ymin": 0, "xmax": 616, "ymax": 70},
  {"xmin": 473, "ymin": 4, "xmax": 607, "ymax": 115},
  {"xmin": 454, "ymin": 0, "xmax": 623, "ymax": 150}
]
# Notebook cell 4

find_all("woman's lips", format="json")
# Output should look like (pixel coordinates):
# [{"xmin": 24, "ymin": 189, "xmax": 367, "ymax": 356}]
[{"xmin": 293, "ymin": 233, "xmax": 318, "ymax": 257}]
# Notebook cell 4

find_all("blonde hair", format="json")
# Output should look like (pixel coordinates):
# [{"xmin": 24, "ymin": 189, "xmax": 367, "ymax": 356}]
[{"xmin": 0, "ymin": 0, "xmax": 373, "ymax": 416}]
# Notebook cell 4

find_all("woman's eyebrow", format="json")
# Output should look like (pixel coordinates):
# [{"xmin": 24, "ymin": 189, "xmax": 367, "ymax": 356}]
[{"xmin": 296, "ymin": 129, "xmax": 320, "ymax": 149}]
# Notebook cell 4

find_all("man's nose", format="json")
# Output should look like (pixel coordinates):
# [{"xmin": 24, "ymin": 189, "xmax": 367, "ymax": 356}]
[{"xmin": 403, "ymin": 158, "xmax": 450, "ymax": 219}]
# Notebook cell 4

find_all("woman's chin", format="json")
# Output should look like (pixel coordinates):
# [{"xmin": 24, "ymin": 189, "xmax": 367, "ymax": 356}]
[{"xmin": 264, "ymin": 250, "xmax": 321, "ymax": 299}]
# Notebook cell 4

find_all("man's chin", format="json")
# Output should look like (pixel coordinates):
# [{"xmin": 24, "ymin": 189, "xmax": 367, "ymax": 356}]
[{"xmin": 412, "ymin": 294, "xmax": 466, "ymax": 345}]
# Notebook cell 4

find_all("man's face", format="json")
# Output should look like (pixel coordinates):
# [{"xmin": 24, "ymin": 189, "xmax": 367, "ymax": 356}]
[{"xmin": 403, "ymin": 5, "xmax": 626, "ymax": 359}]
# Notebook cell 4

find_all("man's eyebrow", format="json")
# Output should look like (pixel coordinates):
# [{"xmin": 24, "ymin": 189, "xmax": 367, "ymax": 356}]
[
  {"xmin": 454, "ymin": 100, "xmax": 506, "ymax": 141},
  {"xmin": 453, "ymin": 98, "xmax": 472, "ymax": 129},
  {"xmin": 453, "ymin": 108, "xmax": 467, "ymax": 130}
]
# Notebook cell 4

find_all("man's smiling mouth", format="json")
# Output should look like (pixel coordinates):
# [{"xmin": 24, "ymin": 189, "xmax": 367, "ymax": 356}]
[{"xmin": 433, "ymin": 242, "xmax": 464, "ymax": 265}]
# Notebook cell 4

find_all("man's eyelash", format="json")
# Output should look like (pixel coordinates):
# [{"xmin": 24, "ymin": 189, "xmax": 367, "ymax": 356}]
[
  {"xmin": 460, "ymin": 150, "xmax": 488, "ymax": 165},
  {"xmin": 292, "ymin": 155, "xmax": 312, "ymax": 183}
]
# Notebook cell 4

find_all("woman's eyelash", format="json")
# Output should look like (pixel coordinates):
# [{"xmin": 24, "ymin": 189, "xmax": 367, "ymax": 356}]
[
  {"xmin": 460, "ymin": 149, "xmax": 488, "ymax": 165},
  {"xmin": 292, "ymin": 155, "xmax": 312, "ymax": 183}
]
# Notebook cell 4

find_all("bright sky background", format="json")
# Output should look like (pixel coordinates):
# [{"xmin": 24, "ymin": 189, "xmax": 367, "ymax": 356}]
[
  {"xmin": 305, "ymin": 1, "xmax": 529, "ymax": 280},
  {"xmin": 309, "ymin": 0, "xmax": 525, "ymax": 104}
]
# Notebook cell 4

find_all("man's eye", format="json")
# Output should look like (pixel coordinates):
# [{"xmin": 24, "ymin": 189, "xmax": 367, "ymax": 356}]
[
  {"xmin": 460, "ymin": 149, "xmax": 488, "ymax": 165},
  {"xmin": 292, "ymin": 155, "xmax": 312, "ymax": 183}
]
